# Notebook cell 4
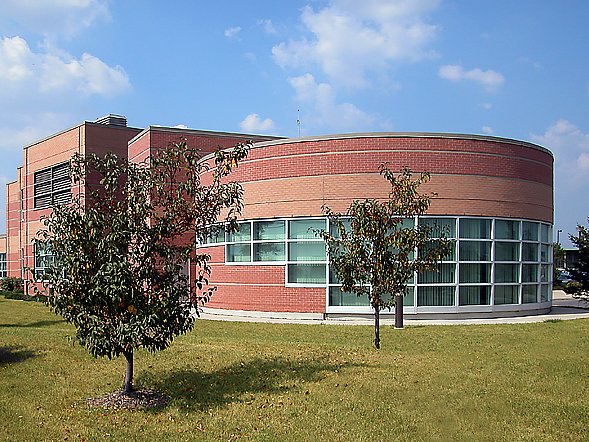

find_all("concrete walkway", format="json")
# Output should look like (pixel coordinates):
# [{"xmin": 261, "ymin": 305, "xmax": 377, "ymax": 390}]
[{"xmin": 200, "ymin": 290, "xmax": 589, "ymax": 326}]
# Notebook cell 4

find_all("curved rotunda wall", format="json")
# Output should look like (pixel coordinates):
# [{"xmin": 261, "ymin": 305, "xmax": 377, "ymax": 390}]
[{"xmin": 198, "ymin": 133, "xmax": 554, "ymax": 319}]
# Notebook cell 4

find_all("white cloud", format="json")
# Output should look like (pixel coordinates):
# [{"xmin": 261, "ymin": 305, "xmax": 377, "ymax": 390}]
[
  {"xmin": 257, "ymin": 19, "xmax": 278, "ymax": 35},
  {"xmin": 530, "ymin": 119, "xmax": 589, "ymax": 245},
  {"xmin": 225, "ymin": 26, "xmax": 242, "ymax": 39},
  {"xmin": 272, "ymin": 0, "xmax": 441, "ymax": 88},
  {"xmin": 239, "ymin": 113, "xmax": 277, "ymax": 134},
  {"xmin": 479, "ymin": 103, "xmax": 493, "ymax": 109},
  {"xmin": 1, "ymin": 0, "xmax": 110, "ymax": 38},
  {"xmin": 0, "ymin": 112, "xmax": 70, "ymax": 152},
  {"xmin": 439, "ymin": 65, "xmax": 505, "ymax": 92},
  {"xmin": 518, "ymin": 57, "xmax": 542, "ymax": 69},
  {"xmin": 0, "ymin": 36, "xmax": 131, "ymax": 99},
  {"xmin": 288, "ymin": 73, "xmax": 375, "ymax": 132},
  {"xmin": 482, "ymin": 126, "xmax": 493, "ymax": 134},
  {"xmin": 530, "ymin": 119, "xmax": 589, "ymax": 171}
]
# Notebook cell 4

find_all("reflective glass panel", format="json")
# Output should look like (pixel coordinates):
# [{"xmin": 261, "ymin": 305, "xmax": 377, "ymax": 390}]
[
  {"xmin": 459, "ymin": 263, "xmax": 491, "ymax": 283},
  {"xmin": 541, "ymin": 224, "xmax": 550, "ymax": 243},
  {"xmin": 288, "ymin": 241, "xmax": 326, "ymax": 261},
  {"xmin": 289, "ymin": 219, "xmax": 325, "ymax": 239},
  {"xmin": 417, "ymin": 286, "xmax": 455, "ymax": 306},
  {"xmin": 541, "ymin": 284, "xmax": 551, "ymax": 302},
  {"xmin": 459, "ymin": 286, "xmax": 491, "ymax": 305},
  {"xmin": 522, "ymin": 264, "xmax": 539, "ymax": 282},
  {"xmin": 420, "ymin": 240, "xmax": 455, "ymax": 261},
  {"xmin": 522, "ymin": 285, "xmax": 538, "ymax": 303},
  {"xmin": 253, "ymin": 243, "xmax": 285, "ymax": 261},
  {"xmin": 418, "ymin": 263, "xmax": 455, "ymax": 284},
  {"xmin": 228, "ymin": 222, "xmax": 251, "ymax": 242},
  {"xmin": 459, "ymin": 241, "xmax": 491, "ymax": 261},
  {"xmin": 254, "ymin": 220, "xmax": 285, "ymax": 240},
  {"xmin": 495, "ymin": 264, "xmax": 519, "ymax": 283},
  {"xmin": 541, "ymin": 264, "xmax": 551, "ymax": 282},
  {"xmin": 522, "ymin": 222, "xmax": 539, "ymax": 241},
  {"xmin": 226, "ymin": 243, "xmax": 251, "ymax": 262},
  {"xmin": 459, "ymin": 218, "xmax": 491, "ymax": 239},
  {"xmin": 540, "ymin": 244, "xmax": 550, "ymax": 262},
  {"xmin": 420, "ymin": 218, "xmax": 456, "ymax": 238},
  {"xmin": 495, "ymin": 220, "xmax": 520, "ymax": 240},
  {"xmin": 329, "ymin": 287, "xmax": 369, "ymax": 306},
  {"xmin": 522, "ymin": 243, "xmax": 539, "ymax": 261},
  {"xmin": 494, "ymin": 285, "xmax": 519, "ymax": 305},
  {"xmin": 288, "ymin": 264, "xmax": 326, "ymax": 284},
  {"xmin": 329, "ymin": 218, "xmax": 352, "ymax": 238},
  {"xmin": 495, "ymin": 242, "xmax": 520, "ymax": 261}
]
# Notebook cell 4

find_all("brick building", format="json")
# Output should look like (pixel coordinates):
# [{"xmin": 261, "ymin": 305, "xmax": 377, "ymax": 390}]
[
  {"xmin": 3, "ymin": 119, "xmax": 554, "ymax": 319},
  {"xmin": 3, "ymin": 115, "xmax": 277, "ymax": 289},
  {"xmin": 198, "ymin": 133, "xmax": 554, "ymax": 319}
]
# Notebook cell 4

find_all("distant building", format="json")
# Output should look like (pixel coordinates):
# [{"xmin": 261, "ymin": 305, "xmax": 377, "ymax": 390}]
[
  {"xmin": 0, "ymin": 234, "xmax": 6, "ymax": 278},
  {"xmin": 4, "ymin": 117, "xmax": 554, "ymax": 319}
]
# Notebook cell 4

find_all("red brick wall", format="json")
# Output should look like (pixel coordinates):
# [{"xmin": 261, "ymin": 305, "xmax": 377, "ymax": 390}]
[
  {"xmin": 202, "ymin": 134, "xmax": 553, "ymax": 224},
  {"xmin": 197, "ymin": 134, "xmax": 553, "ymax": 314},
  {"xmin": 18, "ymin": 123, "xmax": 140, "ymax": 289}
]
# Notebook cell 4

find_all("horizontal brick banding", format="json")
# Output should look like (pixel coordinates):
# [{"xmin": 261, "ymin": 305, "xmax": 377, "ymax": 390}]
[
  {"xmin": 197, "ymin": 133, "xmax": 553, "ymax": 315},
  {"xmin": 202, "ymin": 133, "xmax": 553, "ymax": 224}
]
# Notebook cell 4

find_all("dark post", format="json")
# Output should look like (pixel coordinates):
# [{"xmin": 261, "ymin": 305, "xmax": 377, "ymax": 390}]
[{"xmin": 394, "ymin": 294, "xmax": 404, "ymax": 329}]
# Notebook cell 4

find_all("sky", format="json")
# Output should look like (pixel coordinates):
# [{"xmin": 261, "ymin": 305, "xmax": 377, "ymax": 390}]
[{"xmin": 0, "ymin": 0, "xmax": 588, "ymax": 247}]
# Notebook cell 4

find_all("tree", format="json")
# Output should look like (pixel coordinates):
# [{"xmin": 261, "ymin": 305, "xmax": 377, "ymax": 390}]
[
  {"xmin": 563, "ymin": 220, "xmax": 589, "ymax": 301},
  {"xmin": 553, "ymin": 242, "xmax": 565, "ymax": 285},
  {"xmin": 319, "ymin": 165, "xmax": 452, "ymax": 349},
  {"xmin": 34, "ymin": 140, "xmax": 248, "ymax": 393}
]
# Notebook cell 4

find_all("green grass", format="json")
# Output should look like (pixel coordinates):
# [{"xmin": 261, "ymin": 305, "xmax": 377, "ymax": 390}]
[{"xmin": 1, "ymin": 296, "xmax": 588, "ymax": 442}]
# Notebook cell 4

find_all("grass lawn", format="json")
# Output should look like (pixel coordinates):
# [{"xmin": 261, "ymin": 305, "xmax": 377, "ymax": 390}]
[{"xmin": 1, "ymin": 297, "xmax": 588, "ymax": 442}]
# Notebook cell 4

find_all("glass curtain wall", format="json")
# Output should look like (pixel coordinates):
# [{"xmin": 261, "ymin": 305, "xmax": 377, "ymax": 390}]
[{"xmin": 201, "ymin": 216, "xmax": 553, "ymax": 310}]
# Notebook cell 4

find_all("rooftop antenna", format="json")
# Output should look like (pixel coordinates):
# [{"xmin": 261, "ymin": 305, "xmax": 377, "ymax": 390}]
[{"xmin": 297, "ymin": 109, "xmax": 301, "ymax": 137}]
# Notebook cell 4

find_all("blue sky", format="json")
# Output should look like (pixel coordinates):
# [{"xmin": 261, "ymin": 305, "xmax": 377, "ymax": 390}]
[{"xmin": 0, "ymin": 0, "xmax": 588, "ymax": 247}]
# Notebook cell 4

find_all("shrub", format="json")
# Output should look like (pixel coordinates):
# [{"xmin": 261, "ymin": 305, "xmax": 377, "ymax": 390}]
[
  {"xmin": 1, "ymin": 289, "xmax": 38, "ymax": 302},
  {"xmin": 1, "ymin": 277, "xmax": 24, "ymax": 292}
]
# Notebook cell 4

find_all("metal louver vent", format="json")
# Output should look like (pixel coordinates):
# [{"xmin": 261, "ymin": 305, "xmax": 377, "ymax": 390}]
[{"xmin": 93, "ymin": 114, "xmax": 127, "ymax": 127}]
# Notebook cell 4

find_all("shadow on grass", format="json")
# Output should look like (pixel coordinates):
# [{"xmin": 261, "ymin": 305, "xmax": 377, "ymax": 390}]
[
  {"xmin": 0, "ymin": 320, "xmax": 64, "ymax": 328},
  {"xmin": 0, "ymin": 347, "xmax": 36, "ymax": 364},
  {"xmin": 137, "ymin": 355, "xmax": 349, "ymax": 411}
]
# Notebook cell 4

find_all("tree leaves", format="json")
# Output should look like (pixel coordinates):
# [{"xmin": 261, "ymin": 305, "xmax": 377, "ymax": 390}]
[
  {"xmin": 320, "ymin": 166, "xmax": 453, "ymax": 347},
  {"xmin": 34, "ymin": 140, "xmax": 250, "ymax": 360}
]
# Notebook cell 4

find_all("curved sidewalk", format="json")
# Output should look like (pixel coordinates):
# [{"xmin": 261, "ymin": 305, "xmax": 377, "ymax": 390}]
[{"xmin": 200, "ymin": 291, "xmax": 589, "ymax": 326}]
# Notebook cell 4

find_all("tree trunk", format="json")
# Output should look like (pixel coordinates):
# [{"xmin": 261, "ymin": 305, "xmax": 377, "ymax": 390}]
[
  {"xmin": 123, "ymin": 350, "xmax": 134, "ymax": 393},
  {"xmin": 394, "ymin": 294, "xmax": 404, "ymax": 329},
  {"xmin": 374, "ymin": 305, "xmax": 380, "ymax": 349}
]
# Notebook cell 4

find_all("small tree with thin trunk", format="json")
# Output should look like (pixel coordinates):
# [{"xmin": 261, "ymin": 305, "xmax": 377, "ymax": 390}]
[
  {"xmin": 34, "ymin": 140, "xmax": 248, "ymax": 393},
  {"xmin": 564, "ymin": 219, "xmax": 589, "ymax": 302},
  {"xmin": 320, "ymin": 165, "xmax": 451, "ymax": 349}
]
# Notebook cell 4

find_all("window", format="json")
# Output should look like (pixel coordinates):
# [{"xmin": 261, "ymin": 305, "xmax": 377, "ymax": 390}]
[
  {"xmin": 460, "ymin": 218, "xmax": 491, "ymax": 239},
  {"xmin": 199, "ymin": 216, "xmax": 553, "ymax": 310},
  {"xmin": 34, "ymin": 162, "xmax": 71, "ymax": 209},
  {"xmin": 495, "ymin": 285, "xmax": 519, "ymax": 305},
  {"xmin": 495, "ymin": 264, "xmax": 519, "ymax": 283},
  {"xmin": 495, "ymin": 220, "xmax": 520, "ymax": 240},
  {"xmin": 420, "ymin": 218, "xmax": 456, "ymax": 238},
  {"xmin": 417, "ymin": 286, "xmax": 455, "ymax": 306},
  {"xmin": 0, "ymin": 253, "xmax": 6, "ymax": 278},
  {"xmin": 459, "ymin": 241, "xmax": 491, "ymax": 261},
  {"xmin": 459, "ymin": 286, "xmax": 491, "ymax": 305},
  {"xmin": 495, "ymin": 242, "xmax": 519, "ymax": 261},
  {"xmin": 34, "ymin": 243, "xmax": 55, "ymax": 279}
]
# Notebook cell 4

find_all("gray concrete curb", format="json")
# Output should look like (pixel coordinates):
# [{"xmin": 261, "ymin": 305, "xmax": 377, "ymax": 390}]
[{"xmin": 199, "ymin": 291, "xmax": 589, "ymax": 326}]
